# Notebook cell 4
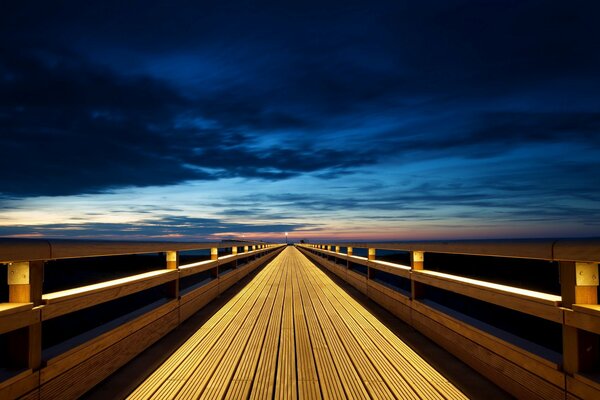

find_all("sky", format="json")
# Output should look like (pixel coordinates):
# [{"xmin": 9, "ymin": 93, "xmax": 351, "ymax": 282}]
[{"xmin": 1, "ymin": 0, "xmax": 599, "ymax": 242}]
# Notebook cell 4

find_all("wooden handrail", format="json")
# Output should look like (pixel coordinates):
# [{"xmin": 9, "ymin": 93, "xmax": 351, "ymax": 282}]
[
  {"xmin": 41, "ymin": 270, "xmax": 178, "ymax": 320},
  {"xmin": 412, "ymin": 270, "xmax": 563, "ymax": 322},
  {"xmin": 0, "ymin": 238, "xmax": 271, "ymax": 262},
  {"xmin": 0, "ymin": 302, "xmax": 32, "ymax": 317},
  {"xmin": 310, "ymin": 238, "xmax": 600, "ymax": 262}
]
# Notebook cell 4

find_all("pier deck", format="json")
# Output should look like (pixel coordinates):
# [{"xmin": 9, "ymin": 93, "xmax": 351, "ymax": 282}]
[{"xmin": 127, "ymin": 247, "xmax": 468, "ymax": 399}]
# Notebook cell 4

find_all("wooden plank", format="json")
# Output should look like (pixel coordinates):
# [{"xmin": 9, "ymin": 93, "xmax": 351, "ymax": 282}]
[
  {"xmin": 367, "ymin": 279, "xmax": 411, "ymax": 305},
  {"xmin": 41, "ymin": 270, "xmax": 177, "ymax": 320},
  {"xmin": 129, "ymin": 253, "xmax": 280, "ymax": 399},
  {"xmin": 291, "ymin": 262, "xmax": 321, "ymax": 400},
  {"xmin": 300, "ymin": 245, "xmax": 473, "ymax": 399},
  {"xmin": 297, "ymin": 255, "xmax": 371, "ymax": 400},
  {"xmin": 179, "ymin": 259, "xmax": 218, "ymax": 278},
  {"xmin": 411, "ymin": 301, "xmax": 564, "ymax": 387},
  {"xmin": 346, "ymin": 269, "xmax": 368, "ymax": 291},
  {"xmin": 306, "ymin": 256, "xmax": 455, "ymax": 400},
  {"xmin": 0, "ymin": 239, "xmax": 51, "ymax": 263},
  {"xmin": 180, "ymin": 279, "xmax": 219, "ymax": 305},
  {"xmin": 274, "ymin": 260, "xmax": 297, "ymax": 400},
  {"xmin": 18, "ymin": 389, "xmax": 40, "ymax": 400},
  {"xmin": 180, "ymin": 284, "xmax": 220, "ymax": 322},
  {"xmin": 572, "ymin": 304, "xmax": 600, "ymax": 317},
  {"xmin": 567, "ymin": 375, "xmax": 600, "ymax": 400},
  {"xmin": 0, "ymin": 371, "xmax": 39, "ymax": 400},
  {"xmin": 302, "ymin": 260, "xmax": 408, "ymax": 400},
  {"xmin": 0, "ymin": 239, "xmax": 279, "ymax": 263},
  {"xmin": 0, "ymin": 303, "xmax": 33, "ymax": 317},
  {"xmin": 218, "ymin": 269, "xmax": 241, "ymax": 294},
  {"xmin": 130, "ymin": 265, "xmax": 276, "ymax": 399},
  {"xmin": 366, "ymin": 282, "xmax": 412, "ymax": 323},
  {"xmin": 369, "ymin": 259, "xmax": 411, "ymax": 278},
  {"xmin": 573, "ymin": 373, "xmax": 600, "ymax": 392},
  {"xmin": 199, "ymin": 265, "xmax": 282, "ymax": 399},
  {"xmin": 412, "ymin": 309, "xmax": 551, "ymax": 400},
  {"xmin": 300, "ymin": 240, "xmax": 558, "ymax": 260},
  {"xmin": 411, "ymin": 307, "xmax": 564, "ymax": 400},
  {"xmin": 206, "ymin": 254, "xmax": 284, "ymax": 398},
  {"xmin": 41, "ymin": 299, "xmax": 179, "ymax": 384},
  {"xmin": 40, "ymin": 309, "xmax": 179, "ymax": 400},
  {"xmin": 314, "ymin": 256, "xmax": 474, "ymax": 400},
  {"xmin": 553, "ymin": 239, "xmax": 600, "ymax": 262},
  {"xmin": 295, "ymin": 256, "xmax": 346, "ymax": 400},
  {"xmin": 248, "ymin": 259, "xmax": 286, "ymax": 400},
  {"xmin": 565, "ymin": 308, "xmax": 600, "ymax": 335},
  {"xmin": 415, "ymin": 269, "xmax": 561, "ymax": 305},
  {"xmin": 225, "ymin": 259, "xmax": 284, "ymax": 399},
  {"xmin": 413, "ymin": 270, "xmax": 563, "ymax": 322},
  {"xmin": 46, "ymin": 239, "xmax": 275, "ymax": 260},
  {"xmin": 0, "ymin": 308, "xmax": 39, "ymax": 335}
]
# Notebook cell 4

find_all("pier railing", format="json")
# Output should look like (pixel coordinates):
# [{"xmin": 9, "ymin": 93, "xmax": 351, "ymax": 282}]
[
  {"xmin": 297, "ymin": 239, "xmax": 600, "ymax": 400},
  {"xmin": 0, "ymin": 239, "xmax": 285, "ymax": 399}
]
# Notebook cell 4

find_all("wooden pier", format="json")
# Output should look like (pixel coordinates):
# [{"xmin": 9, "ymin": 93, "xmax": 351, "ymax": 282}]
[
  {"xmin": 128, "ymin": 247, "xmax": 466, "ymax": 399},
  {"xmin": 1, "ymin": 238, "xmax": 599, "ymax": 399}
]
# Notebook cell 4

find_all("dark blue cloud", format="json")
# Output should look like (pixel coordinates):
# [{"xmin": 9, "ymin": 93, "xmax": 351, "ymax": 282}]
[
  {"xmin": 0, "ymin": 45, "xmax": 374, "ymax": 196},
  {"xmin": 0, "ymin": 215, "xmax": 316, "ymax": 239}
]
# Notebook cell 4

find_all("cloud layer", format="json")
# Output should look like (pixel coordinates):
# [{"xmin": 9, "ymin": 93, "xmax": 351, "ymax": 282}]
[{"xmin": 1, "ymin": 1, "xmax": 599, "ymax": 239}]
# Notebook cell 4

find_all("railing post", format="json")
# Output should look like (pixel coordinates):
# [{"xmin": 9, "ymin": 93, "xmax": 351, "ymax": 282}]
[
  {"xmin": 232, "ymin": 246, "xmax": 238, "ymax": 268},
  {"xmin": 368, "ymin": 248, "xmax": 376, "ymax": 261},
  {"xmin": 335, "ymin": 246, "xmax": 340, "ymax": 253},
  {"xmin": 346, "ymin": 246, "xmax": 353, "ymax": 269},
  {"xmin": 411, "ymin": 251, "xmax": 425, "ymax": 300},
  {"xmin": 244, "ymin": 246, "xmax": 249, "ymax": 253},
  {"xmin": 7, "ymin": 260, "xmax": 44, "ymax": 370},
  {"xmin": 561, "ymin": 261, "xmax": 599, "ymax": 374},
  {"xmin": 166, "ymin": 251, "xmax": 179, "ymax": 299},
  {"xmin": 211, "ymin": 247, "xmax": 219, "ymax": 261}
]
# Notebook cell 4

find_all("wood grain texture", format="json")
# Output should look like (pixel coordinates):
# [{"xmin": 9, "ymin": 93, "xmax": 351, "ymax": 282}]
[
  {"xmin": 40, "ymin": 309, "xmax": 179, "ymax": 400},
  {"xmin": 0, "ymin": 246, "xmax": 286, "ymax": 398},
  {"xmin": 0, "ymin": 307, "xmax": 39, "ymax": 335},
  {"xmin": 412, "ymin": 270, "xmax": 563, "ymax": 322},
  {"xmin": 299, "ymin": 244, "xmax": 586, "ymax": 400},
  {"xmin": 41, "ymin": 270, "xmax": 177, "ymax": 320},
  {"xmin": 41, "ymin": 300, "xmax": 179, "ymax": 384},
  {"xmin": 412, "ymin": 301, "xmax": 564, "ymax": 387},
  {"xmin": 129, "ymin": 247, "xmax": 467, "ymax": 400},
  {"xmin": 368, "ymin": 259, "xmax": 411, "ymax": 277},
  {"xmin": 0, "ymin": 371, "xmax": 39, "ymax": 400},
  {"xmin": 0, "ymin": 303, "xmax": 33, "ymax": 317},
  {"xmin": 567, "ymin": 375, "xmax": 600, "ymax": 400},
  {"xmin": 0, "ymin": 239, "xmax": 280, "ymax": 262}
]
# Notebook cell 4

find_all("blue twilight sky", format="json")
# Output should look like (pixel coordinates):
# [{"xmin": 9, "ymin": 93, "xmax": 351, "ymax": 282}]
[{"xmin": 1, "ymin": 0, "xmax": 599, "ymax": 241}]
